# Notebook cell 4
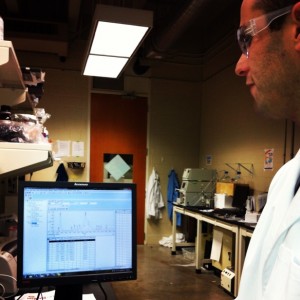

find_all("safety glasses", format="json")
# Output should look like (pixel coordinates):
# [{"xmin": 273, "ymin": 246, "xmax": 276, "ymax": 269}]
[{"xmin": 237, "ymin": 5, "xmax": 292, "ymax": 57}]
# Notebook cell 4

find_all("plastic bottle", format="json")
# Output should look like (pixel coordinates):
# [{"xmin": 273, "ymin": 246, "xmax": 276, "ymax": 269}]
[
  {"xmin": 246, "ymin": 196, "xmax": 253, "ymax": 212},
  {"xmin": 0, "ymin": 16, "xmax": 4, "ymax": 40}
]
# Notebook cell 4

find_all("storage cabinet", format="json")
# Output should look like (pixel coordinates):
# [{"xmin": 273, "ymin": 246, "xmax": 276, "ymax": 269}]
[{"xmin": 0, "ymin": 40, "xmax": 53, "ymax": 178}]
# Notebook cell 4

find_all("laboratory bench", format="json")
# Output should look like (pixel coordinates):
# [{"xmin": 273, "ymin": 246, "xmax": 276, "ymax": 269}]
[{"xmin": 171, "ymin": 203, "xmax": 255, "ymax": 297}]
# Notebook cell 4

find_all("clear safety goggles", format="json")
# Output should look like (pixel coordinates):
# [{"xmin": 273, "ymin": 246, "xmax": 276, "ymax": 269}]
[{"xmin": 237, "ymin": 5, "xmax": 292, "ymax": 57}]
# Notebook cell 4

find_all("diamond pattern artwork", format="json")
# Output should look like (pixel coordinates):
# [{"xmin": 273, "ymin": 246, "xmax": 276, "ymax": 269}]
[{"xmin": 104, "ymin": 154, "xmax": 131, "ymax": 181}]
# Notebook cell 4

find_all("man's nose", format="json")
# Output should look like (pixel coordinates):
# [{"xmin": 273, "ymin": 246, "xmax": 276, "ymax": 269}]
[{"xmin": 235, "ymin": 54, "xmax": 248, "ymax": 76}]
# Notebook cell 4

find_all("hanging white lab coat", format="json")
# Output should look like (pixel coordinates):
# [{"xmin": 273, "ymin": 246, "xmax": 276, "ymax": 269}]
[
  {"xmin": 236, "ymin": 150, "xmax": 300, "ymax": 300},
  {"xmin": 145, "ymin": 168, "xmax": 164, "ymax": 219}
]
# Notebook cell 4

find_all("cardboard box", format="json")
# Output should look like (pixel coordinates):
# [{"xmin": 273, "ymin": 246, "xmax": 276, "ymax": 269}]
[{"xmin": 216, "ymin": 182, "xmax": 235, "ymax": 196}]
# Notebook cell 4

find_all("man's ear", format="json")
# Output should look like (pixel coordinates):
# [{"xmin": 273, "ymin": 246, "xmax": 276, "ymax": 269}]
[{"xmin": 292, "ymin": 3, "xmax": 300, "ymax": 51}]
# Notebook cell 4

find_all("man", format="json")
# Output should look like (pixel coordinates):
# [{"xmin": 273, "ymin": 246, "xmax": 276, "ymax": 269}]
[{"xmin": 235, "ymin": 0, "xmax": 300, "ymax": 299}]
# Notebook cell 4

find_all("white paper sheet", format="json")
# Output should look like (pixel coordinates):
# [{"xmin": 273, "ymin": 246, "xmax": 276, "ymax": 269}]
[
  {"xmin": 54, "ymin": 140, "xmax": 71, "ymax": 157},
  {"xmin": 15, "ymin": 290, "xmax": 55, "ymax": 300},
  {"xmin": 210, "ymin": 228, "xmax": 223, "ymax": 262},
  {"xmin": 72, "ymin": 141, "xmax": 84, "ymax": 157},
  {"xmin": 15, "ymin": 290, "xmax": 96, "ymax": 300}
]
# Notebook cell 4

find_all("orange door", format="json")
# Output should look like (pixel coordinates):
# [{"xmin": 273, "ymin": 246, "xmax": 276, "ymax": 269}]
[{"xmin": 90, "ymin": 93, "xmax": 147, "ymax": 244}]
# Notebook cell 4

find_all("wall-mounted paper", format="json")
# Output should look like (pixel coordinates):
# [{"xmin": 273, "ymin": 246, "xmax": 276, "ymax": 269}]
[
  {"xmin": 264, "ymin": 148, "xmax": 274, "ymax": 171},
  {"xmin": 54, "ymin": 140, "xmax": 71, "ymax": 157},
  {"xmin": 72, "ymin": 141, "xmax": 84, "ymax": 157}
]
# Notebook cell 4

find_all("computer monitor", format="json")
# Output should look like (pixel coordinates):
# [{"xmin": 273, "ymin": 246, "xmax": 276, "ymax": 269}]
[{"xmin": 17, "ymin": 181, "xmax": 137, "ymax": 300}]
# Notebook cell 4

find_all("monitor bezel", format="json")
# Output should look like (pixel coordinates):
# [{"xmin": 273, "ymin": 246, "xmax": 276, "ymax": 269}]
[{"xmin": 17, "ymin": 180, "xmax": 137, "ymax": 290}]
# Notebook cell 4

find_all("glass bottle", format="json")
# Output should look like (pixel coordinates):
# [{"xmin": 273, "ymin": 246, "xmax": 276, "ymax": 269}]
[
  {"xmin": 220, "ymin": 170, "xmax": 231, "ymax": 182},
  {"xmin": 233, "ymin": 171, "xmax": 242, "ymax": 183}
]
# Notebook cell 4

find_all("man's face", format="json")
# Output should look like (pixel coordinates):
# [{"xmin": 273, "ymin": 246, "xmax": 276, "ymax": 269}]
[{"xmin": 235, "ymin": 0, "xmax": 298, "ymax": 120}]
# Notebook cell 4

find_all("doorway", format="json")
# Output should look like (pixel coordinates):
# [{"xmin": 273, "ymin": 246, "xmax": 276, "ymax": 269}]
[{"xmin": 90, "ymin": 93, "xmax": 148, "ymax": 244}]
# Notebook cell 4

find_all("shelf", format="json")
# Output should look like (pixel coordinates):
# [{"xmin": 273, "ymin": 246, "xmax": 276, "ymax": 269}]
[
  {"xmin": 0, "ymin": 41, "xmax": 52, "ymax": 178},
  {"xmin": 0, "ymin": 142, "xmax": 53, "ymax": 178},
  {"xmin": 0, "ymin": 40, "xmax": 26, "ymax": 106}
]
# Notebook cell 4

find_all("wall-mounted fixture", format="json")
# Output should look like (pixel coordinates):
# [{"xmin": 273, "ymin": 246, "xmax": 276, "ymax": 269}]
[
  {"xmin": 67, "ymin": 162, "xmax": 86, "ymax": 169},
  {"xmin": 82, "ymin": 4, "xmax": 153, "ymax": 79},
  {"xmin": 225, "ymin": 163, "xmax": 254, "ymax": 177}
]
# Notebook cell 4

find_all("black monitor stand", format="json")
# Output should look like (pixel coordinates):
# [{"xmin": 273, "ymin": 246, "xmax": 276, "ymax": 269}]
[{"xmin": 54, "ymin": 284, "xmax": 82, "ymax": 300}]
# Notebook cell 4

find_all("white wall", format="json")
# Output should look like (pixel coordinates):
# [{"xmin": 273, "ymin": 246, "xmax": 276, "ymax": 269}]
[{"xmin": 145, "ymin": 77, "xmax": 201, "ymax": 244}]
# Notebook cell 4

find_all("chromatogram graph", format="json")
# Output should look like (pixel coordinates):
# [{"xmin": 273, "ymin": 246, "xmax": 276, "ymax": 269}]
[{"xmin": 47, "ymin": 209, "xmax": 115, "ymax": 237}]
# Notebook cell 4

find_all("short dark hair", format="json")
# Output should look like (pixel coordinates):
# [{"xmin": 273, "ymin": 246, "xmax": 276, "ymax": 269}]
[{"xmin": 253, "ymin": 0, "xmax": 299, "ymax": 30}]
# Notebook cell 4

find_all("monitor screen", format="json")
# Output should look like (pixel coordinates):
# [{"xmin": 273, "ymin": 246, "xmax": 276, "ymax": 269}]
[{"xmin": 17, "ymin": 181, "xmax": 137, "ymax": 299}]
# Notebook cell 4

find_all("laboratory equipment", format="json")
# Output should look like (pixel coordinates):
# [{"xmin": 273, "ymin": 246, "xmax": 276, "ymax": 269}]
[{"xmin": 178, "ymin": 168, "xmax": 217, "ymax": 207}]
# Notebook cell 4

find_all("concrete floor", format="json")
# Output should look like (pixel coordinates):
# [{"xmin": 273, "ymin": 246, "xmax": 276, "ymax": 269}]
[{"xmin": 111, "ymin": 245, "xmax": 234, "ymax": 300}]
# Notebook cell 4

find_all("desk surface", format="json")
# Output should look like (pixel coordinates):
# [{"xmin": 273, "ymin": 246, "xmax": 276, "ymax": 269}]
[
  {"xmin": 174, "ymin": 204, "xmax": 256, "ymax": 231},
  {"xmin": 10, "ymin": 283, "xmax": 116, "ymax": 300}
]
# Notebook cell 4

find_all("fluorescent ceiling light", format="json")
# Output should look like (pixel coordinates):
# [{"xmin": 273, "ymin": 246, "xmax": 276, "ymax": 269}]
[
  {"xmin": 83, "ymin": 5, "xmax": 153, "ymax": 78},
  {"xmin": 91, "ymin": 22, "xmax": 149, "ymax": 57},
  {"xmin": 84, "ymin": 55, "xmax": 128, "ymax": 79}
]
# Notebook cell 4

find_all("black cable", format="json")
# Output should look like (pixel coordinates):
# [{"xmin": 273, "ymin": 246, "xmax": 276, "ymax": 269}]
[
  {"xmin": 97, "ymin": 282, "xmax": 107, "ymax": 300},
  {"xmin": 36, "ymin": 286, "xmax": 43, "ymax": 300}
]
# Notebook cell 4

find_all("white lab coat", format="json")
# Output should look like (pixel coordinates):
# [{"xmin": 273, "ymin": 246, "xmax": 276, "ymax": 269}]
[
  {"xmin": 145, "ymin": 168, "xmax": 164, "ymax": 219},
  {"xmin": 236, "ymin": 150, "xmax": 300, "ymax": 300}
]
